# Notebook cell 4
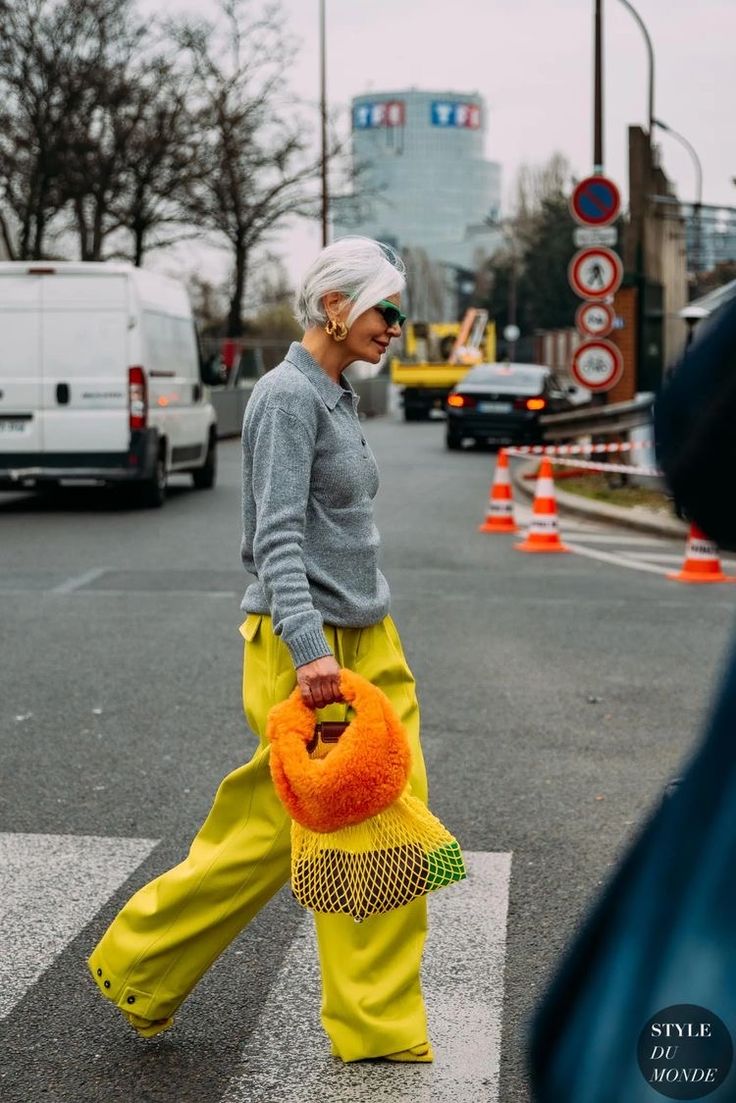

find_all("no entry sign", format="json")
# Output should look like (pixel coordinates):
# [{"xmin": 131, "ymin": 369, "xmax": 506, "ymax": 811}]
[
  {"xmin": 576, "ymin": 301, "xmax": 615, "ymax": 338},
  {"xmin": 570, "ymin": 175, "xmax": 621, "ymax": 226},
  {"xmin": 571, "ymin": 339, "xmax": 624, "ymax": 392},
  {"xmin": 568, "ymin": 247, "xmax": 623, "ymax": 300}
]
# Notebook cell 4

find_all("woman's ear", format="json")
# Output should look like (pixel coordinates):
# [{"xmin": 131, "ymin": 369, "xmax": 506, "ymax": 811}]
[{"xmin": 322, "ymin": 291, "xmax": 349, "ymax": 320}]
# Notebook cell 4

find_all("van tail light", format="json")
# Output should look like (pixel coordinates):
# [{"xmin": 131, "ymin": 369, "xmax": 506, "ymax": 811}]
[
  {"xmin": 447, "ymin": 394, "xmax": 476, "ymax": 409},
  {"xmin": 128, "ymin": 366, "xmax": 147, "ymax": 430},
  {"xmin": 514, "ymin": 396, "xmax": 547, "ymax": 411}
]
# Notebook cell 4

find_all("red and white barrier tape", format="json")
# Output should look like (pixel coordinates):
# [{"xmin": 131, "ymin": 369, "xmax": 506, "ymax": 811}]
[
  {"xmin": 507, "ymin": 440, "xmax": 651, "ymax": 456},
  {"xmin": 506, "ymin": 448, "xmax": 661, "ymax": 477}
]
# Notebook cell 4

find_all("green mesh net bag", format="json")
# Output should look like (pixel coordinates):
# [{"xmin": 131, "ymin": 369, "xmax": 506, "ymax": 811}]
[
  {"xmin": 267, "ymin": 669, "xmax": 466, "ymax": 921},
  {"xmin": 291, "ymin": 794, "xmax": 466, "ymax": 920}
]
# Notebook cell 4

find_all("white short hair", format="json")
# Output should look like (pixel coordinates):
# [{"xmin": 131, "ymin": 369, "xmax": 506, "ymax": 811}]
[{"xmin": 294, "ymin": 236, "xmax": 406, "ymax": 330}]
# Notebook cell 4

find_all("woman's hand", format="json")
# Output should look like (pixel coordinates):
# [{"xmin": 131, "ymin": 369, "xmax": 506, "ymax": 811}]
[{"xmin": 296, "ymin": 655, "xmax": 343, "ymax": 709}]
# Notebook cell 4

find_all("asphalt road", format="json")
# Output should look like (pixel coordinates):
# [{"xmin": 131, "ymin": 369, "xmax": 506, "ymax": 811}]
[{"xmin": 2, "ymin": 416, "xmax": 735, "ymax": 1103}]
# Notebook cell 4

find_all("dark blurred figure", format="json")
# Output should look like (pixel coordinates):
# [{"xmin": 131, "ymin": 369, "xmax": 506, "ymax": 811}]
[{"xmin": 528, "ymin": 294, "xmax": 736, "ymax": 1102}]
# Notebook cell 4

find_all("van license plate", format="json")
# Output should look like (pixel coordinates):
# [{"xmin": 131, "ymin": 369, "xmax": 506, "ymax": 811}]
[
  {"xmin": 0, "ymin": 420, "xmax": 29, "ymax": 434},
  {"xmin": 478, "ymin": 401, "xmax": 512, "ymax": 414}
]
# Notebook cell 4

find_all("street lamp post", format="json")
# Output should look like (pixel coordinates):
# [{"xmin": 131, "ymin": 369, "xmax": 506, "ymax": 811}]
[
  {"xmin": 593, "ymin": 0, "xmax": 604, "ymax": 172},
  {"xmin": 615, "ymin": 0, "xmax": 654, "ymax": 139},
  {"xmin": 610, "ymin": 0, "xmax": 656, "ymax": 395},
  {"xmin": 653, "ymin": 118, "xmax": 703, "ymax": 274},
  {"xmin": 319, "ymin": 0, "xmax": 329, "ymax": 247}
]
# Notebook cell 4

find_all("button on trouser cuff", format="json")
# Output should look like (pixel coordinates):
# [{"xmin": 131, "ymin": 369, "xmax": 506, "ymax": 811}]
[{"xmin": 87, "ymin": 953, "xmax": 158, "ymax": 1018}]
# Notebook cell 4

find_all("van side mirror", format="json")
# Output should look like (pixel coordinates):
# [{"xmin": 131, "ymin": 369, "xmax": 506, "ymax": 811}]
[{"xmin": 200, "ymin": 353, "xmax": 228, "ymax": 387}]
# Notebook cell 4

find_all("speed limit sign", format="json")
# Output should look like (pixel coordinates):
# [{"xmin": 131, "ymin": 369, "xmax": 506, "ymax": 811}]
[{"xmin": 571, "ymin": 340, "xmax": 624, "ymax": 392}]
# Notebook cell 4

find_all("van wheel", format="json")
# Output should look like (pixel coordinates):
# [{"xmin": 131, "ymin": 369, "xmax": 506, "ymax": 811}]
[
  {"xmin": 139, "ymin": 450, "xmax": 167, "ymax": 508},
  {"xmin": 192, "ymin": 433, "xmax": 217, "ymax": 490}
]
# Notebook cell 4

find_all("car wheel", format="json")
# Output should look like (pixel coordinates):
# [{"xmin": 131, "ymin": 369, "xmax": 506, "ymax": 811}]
[
  {"xmin": 445, "ymin": 431, "xmax": 462, "ymax": 451},
  {"xmin": 404, "ymin": 408, "xmax": 422, "ymax": 422},
  {"xmin": 192, "ymin": 432, "xmax": 217, "ymax": 489}
]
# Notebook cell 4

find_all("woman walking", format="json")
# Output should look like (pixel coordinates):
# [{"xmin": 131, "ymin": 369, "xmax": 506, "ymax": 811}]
[{"xmin": 88, "ymin": 236, "xmax": 432, "ymax": 1063}]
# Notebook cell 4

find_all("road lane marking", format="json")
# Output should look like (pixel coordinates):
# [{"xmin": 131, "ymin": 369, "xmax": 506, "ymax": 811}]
[
  {"xmin": 624, "ymin": 551, "xmax": 686, "ymax": 562},
  {"xmin": 624, "ymin": 551, "xmax": 736, "ymax": 569},
  {"xmin": 51, "ymin": 567, "xmax": 109, "ymax": 593},
  {"xmin": 0, "ymin": 832, "xmax": 158, "ymax": 1020},
  {"xmin": 557, "ymin": 533, "xmax": 677, "ymax": 546},
  {"xmin": 0, "ymin": 589, "xmax": 234, "ymax": 599},
  {"xmin": 223, "ymin": 851, "xmax": 512, "ymax": 1103},
  {"xmin": 564, "ymin": 541, "xmax": 669, "ymax": 575}
]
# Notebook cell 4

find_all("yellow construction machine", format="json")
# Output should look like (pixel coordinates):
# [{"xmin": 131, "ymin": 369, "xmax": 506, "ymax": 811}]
[{"xmin": 390, "ymin": 308, "xmax": 496, "ymax": 421}]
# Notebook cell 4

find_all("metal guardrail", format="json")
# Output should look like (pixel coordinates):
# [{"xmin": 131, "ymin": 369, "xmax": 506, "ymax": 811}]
[{"xmin": 540, "ymin": 393, "xmax": 655, "ymax": 441}]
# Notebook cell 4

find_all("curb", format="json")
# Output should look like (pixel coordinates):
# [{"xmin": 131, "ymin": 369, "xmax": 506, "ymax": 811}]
[{"xmin": 510, "ymin": 458, "xmax": 688, "ymax": 540}]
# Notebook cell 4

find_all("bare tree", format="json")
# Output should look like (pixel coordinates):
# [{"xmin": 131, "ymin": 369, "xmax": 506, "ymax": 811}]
[
  {"xmin": 79, "ymin": 52, "xmax": 198, "ymax": 264},
  {"xmin": 173, "ymin": 0, "xmax": 322, "ymax": 336},
  {"xmin": 99, "ymin": 57, "xmax": 197, "ymax": 265},
  {"xmin": 514, "ymin": 152, "xmax": 574, "ymax": 228},
  {"xmin": 480, "ymin": 153, "xmax": 579, "ymax": 336},
  {"xmin": 402, "ymin": 247, "xmax": 446, "ymax": 323},
  {"xmin": 59, "ymin": 1, "xmax": 155, "ymax": 261},
  {"xmin": 0, "ymin": 0, "xmax": 91, "ymax": 258},
  {"xmin": 0, "ymin": 0, "xmax": 155, "ymax": 260},
  {"xmin": 0, "ymin": 0, "xmax": 200, "ymax": 263}
]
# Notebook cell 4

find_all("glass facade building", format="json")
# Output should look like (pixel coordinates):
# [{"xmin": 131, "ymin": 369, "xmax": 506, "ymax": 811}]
[
  {"xmin": 681, "ymin": 203, "xmax": 736, "ymax": 272},
  {"xmin": 334, "ymin": 89, "xmax": 502, "ymax": 315}
]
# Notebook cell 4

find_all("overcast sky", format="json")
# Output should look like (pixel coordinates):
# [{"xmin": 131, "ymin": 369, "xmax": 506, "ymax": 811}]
[{"xmin": 148, "ymin": 0, "xmax": 735, "ymax": 285}]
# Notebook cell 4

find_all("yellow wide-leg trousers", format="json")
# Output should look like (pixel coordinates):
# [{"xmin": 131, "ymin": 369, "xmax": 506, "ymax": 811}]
[{"xmin": 87, "ymin": 614, "xmax": 429, "ymax": 1061}]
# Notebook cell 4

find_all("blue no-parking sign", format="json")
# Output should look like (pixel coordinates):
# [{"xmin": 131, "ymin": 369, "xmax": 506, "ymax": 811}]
[{"xmin": 570, "ymin": 175, "xmax": 621, "ymax": 227}]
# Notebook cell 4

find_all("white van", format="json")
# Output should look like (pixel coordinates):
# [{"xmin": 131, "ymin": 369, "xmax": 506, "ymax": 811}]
[{"xmin": 0, "ymin": 262, "xmax": 217, "ymax": 507}]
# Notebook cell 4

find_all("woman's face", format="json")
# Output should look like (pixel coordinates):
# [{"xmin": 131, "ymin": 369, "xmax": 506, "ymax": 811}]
[{"xmin": 342, "ymin": 293, "xmax": 403, "ymax": 364}]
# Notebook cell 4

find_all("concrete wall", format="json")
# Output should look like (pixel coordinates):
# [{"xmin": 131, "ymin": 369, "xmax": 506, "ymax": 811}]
[{"xmin": 626, "ymin": 126, "xmax": 689, "ymax": 374}]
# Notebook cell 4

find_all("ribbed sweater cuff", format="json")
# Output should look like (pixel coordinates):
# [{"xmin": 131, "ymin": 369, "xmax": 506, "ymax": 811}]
[{"xmin": 288, "ymin": 628, "xmax": 333, "ymax": 668}]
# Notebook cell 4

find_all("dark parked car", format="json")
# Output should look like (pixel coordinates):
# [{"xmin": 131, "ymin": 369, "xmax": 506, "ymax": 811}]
[{"xmin": 445, "ymin": 363, "xmax": 577, "ymax": 450}]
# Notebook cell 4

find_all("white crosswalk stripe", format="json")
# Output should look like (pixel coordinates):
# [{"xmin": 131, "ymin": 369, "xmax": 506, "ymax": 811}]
[
  {"xmin": 0, "ymin": 836, "xmax": 511, "ymax": 1099},
  {"xmin": 222, "ymin": 852, "xmax": 512, "ymax": 1103},
  {"xmin": 0, "ymin": 832, "xmax": 158, "ymax": 1021}
]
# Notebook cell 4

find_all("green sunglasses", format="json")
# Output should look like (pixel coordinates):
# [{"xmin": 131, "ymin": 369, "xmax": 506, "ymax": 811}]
[{"xmin": 375, "ymin": 300, "xmax": 407, "ymax": 329}]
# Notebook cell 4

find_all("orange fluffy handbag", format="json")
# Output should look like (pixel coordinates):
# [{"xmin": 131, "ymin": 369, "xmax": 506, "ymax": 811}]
[{"xmin": 267, "ymin": 669, "xmax": 466, "ymax": 921}]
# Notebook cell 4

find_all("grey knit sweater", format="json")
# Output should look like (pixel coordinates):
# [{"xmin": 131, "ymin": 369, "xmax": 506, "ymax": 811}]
[{"xmin": 240, "ymin": 342, "xmax": 390, "ymax": 667}]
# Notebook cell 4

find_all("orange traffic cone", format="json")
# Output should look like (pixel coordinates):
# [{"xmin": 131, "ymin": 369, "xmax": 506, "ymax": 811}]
[
  {"xmin": 667, "ymin": 523, "xmax": 736, "ymax": 584},
  {"xmin": 514, "ymin": 457, "xmax": 569, "ymax": 553},
  {"xmin": 478, "ymin": 448, "xmax": 518, "ymax": 533}
]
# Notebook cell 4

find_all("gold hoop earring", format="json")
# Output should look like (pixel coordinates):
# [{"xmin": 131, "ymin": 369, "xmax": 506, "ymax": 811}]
[{"xmin": 325, "ymin": 317, "xmax": 349, "ymax": 342}]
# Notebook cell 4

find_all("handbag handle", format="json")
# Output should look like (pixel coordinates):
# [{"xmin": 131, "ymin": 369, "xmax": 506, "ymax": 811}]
[
  {"xmin": 267, "ymin": 668, "xmax": 412, "ymax": 833},
  {"xmin": 306, "ymin": 720, "xmax": 350, "ymax": 755}
]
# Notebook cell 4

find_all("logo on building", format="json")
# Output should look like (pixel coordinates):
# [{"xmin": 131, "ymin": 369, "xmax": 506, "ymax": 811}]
[
  {"xmin": 431, "ymin": 101, "xmax": 481, "ymax": 128},
  {"xmin": 353, "ymin": 101, "xmax": 406, "ymax": 129}
]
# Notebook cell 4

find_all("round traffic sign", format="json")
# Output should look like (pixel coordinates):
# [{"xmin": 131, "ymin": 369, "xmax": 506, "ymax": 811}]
[
  {"xmin": 575, "ymin": 301, "xmax": 615, "ymax": 338},
  {"xmin": 571, "ymin": 339, "xmax": 624, "ymax": 392},
  {"xmin": 570, "ymin": 175, "xmax": 621, "ymax": 226},
  {"xmin": 568, "ymin": 247, "xmax": 623, "ymax": 300}
]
